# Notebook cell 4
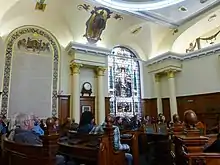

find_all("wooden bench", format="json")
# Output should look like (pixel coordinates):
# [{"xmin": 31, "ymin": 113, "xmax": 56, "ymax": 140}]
[
  {"xmin": 58, "ymin": 116, "xmax": 126, "ymax": 165},
  {"xmin": 2, "ymin": 118, "xmax": 59, "ymax": 165},
  {"xmin": 120, "ymin": 130, "xmax": 139, "ymax": 165},
  {"xmin": 184, "ymin": 152, "xmax": 220, "ymax": 165}
]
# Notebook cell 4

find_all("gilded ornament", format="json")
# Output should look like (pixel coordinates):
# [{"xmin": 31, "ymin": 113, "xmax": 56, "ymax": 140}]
[
  {"xmin": 167, "ymin": 70, "xmax": 175, "ymax": 78},
  {"xmin": 154, "ymin": 74, "xmax": 160, "ymax": 82},
  {"xmin": 96, "ymin": 66, "xmax": 106, "ymax": 76},
  {"xmin": 70, "ymin": 63, "xmax": 82, "ymax": 74}
]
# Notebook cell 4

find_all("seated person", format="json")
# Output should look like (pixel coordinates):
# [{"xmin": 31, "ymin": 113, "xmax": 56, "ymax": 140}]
[
  {"xmin": 131, "ymin": 115, "xmax": 141, "ymax": 130},
  {"xmin": 60, "ymin": 118, "xmax": 71, "ymax": 137},
  {"xmin": 10, "ymin": 113, "xmax": 75, "ymax": 165},
  {"xmin": 53, "ymin": 117, "xmax": 60, "ymax": 132},
  {"xmin": 70, "ymin": 118, "xmax": 79, "ymax": 131},
  {"xmin": 40, "ymin": 119, "xmax": 46, "ymax": 131},
  {"xmin": 204, "ymin": 133, "xmax": 220, "ymax": 153},
  {"xmin": 77, "ymin": 111, "xmax": 95, "ymax": 134},
  {"xmin": 90, "ymin": 117, "xmax": 133, "ymax": 165},
  {"xmin": 115, "ymin": 116, "xmax": 124, "ymax": 131},
  {"xmin": 0, "ymin": 115, "xmax": 8, "ymax": 134},
  {"xmin": 32, "ymin": 120, "xmax": 44, "ymax": 136}
]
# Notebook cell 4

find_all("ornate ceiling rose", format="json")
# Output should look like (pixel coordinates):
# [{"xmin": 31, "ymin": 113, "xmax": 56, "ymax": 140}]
[{"xmin": 93, "ymin": 0, "xmax": 185, "ymax": 11}]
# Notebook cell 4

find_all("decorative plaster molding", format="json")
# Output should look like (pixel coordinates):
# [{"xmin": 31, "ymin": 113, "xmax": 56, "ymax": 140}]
[
  {"xmin": 65, "ymin": 42, "xmax": 145, "ymax": 62},
  {"xmin": 146, "ymin": 43, "xmax": 220, "ymax": 66},
  {"xmin": 66, "ymin": 42, "xmax": 111, "ymax": 56},
  {"xmin": 66, "ymin": 41, "xmax": 220, "ymax": 68}
]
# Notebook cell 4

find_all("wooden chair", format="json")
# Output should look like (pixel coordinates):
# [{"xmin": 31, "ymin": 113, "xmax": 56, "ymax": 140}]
[{"xmin": 2, "ymin": 118, "xmax": 59, "ymax": 165}]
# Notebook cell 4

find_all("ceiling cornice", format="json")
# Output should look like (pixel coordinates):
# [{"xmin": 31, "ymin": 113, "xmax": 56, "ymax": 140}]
[
  {"xmin": 65, "ymin": 42, "xmax": 111, "ymax": 56},
  {"xmin": 146, "ymin": 42, "xmax": 220, "ymax": 66}
]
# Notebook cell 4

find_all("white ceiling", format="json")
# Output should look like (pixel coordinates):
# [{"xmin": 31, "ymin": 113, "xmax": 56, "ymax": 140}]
[
  {"xmin": 93, "ymin": 0, "xmax": 220, "ymax": 27},
  {"xmin": 0, "ymin": 0, "xmax": 218, "ymax": 60}
]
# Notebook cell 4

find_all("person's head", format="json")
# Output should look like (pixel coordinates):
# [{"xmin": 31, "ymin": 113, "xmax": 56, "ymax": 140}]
[
  {"xmin": 158, "ymin": 113, "xmax": 163, "ymax": 117},
  {"xmin": 145, "ymin": 115, "xmax": 150, "ymax": 120},
  {"xmin": 115, "ymin": 116, "xmax": 122, "ymax": 124},
  {"xmin": 79, "ymin": 111, "xmax": 94, "ymax": 127},
  {"xmin": 52, "ymin": 117, "xmax": 59, "ymax": 126},
  {"xmin": 173, "ymin": 114, "xmax": 180, "ymax": 123},
  {"xmin": 15, "ymin": 113, "xmax": 34, "ymax": 130}
]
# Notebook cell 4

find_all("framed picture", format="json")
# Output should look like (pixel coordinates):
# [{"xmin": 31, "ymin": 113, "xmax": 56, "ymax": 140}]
[{"xmin": 82, "ymin": 105, "xmax": 91, "ymax": 113}]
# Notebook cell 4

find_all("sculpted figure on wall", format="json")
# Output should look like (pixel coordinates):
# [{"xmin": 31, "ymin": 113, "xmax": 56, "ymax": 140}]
[
  {"xmin": 17, "ymin": 37, "xmax": 50, "ymax": 53},
  {"xmin": 186, "ymin": 42, "xmax": 196, "ymax": 53}
]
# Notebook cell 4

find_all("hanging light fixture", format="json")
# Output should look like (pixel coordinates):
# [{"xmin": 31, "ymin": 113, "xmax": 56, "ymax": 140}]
[{"xmin": 35, "ymin": 0, "xmax": 47, "ymax": 11}]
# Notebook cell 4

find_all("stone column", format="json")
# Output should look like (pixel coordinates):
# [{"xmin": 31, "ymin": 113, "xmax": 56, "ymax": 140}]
[
  {"xmin": 167, "ymin": 70, "xmax": 178, "ymax": 119},
  {"xmin": 154, "ymin": 74, "xmax": 163, "ymax": 114},
  {"xmin": 70, "ymin": 62, "xmax": 82, "ymax": 123},
  {"xmin": 96, "ymin": 66, "xmax": 106, "ymax": 124}
]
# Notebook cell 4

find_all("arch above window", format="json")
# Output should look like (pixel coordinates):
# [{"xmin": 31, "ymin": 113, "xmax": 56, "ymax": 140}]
[{"xmin": 108, "ymin": 46, "xmax": 142, "ymax": 117}]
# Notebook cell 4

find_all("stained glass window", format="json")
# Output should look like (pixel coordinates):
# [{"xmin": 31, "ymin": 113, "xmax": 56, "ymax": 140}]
[{"xmin": 108, "ymin": 46, "xmax": 141, "ymax": 117}]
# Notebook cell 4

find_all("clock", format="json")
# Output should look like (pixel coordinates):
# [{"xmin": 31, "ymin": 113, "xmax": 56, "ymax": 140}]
[{"xmin": 81, "ymin": 82, "xmax": 92, "ymax": 96}]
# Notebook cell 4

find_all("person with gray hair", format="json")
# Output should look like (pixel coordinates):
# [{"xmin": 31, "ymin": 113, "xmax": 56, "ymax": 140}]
[
  {"xmin": 13, "ymin": 113, "xmax": 41, "ymax": 144},
  {"xmin": 10, "ymin": 113, "xmax": 70, "ymax": 165}
]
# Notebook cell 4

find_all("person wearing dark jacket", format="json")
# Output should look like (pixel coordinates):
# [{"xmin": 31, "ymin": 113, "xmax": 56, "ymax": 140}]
[{"xmin": 78, "ymin": 111, "xmax": 95, "ymax": 133}]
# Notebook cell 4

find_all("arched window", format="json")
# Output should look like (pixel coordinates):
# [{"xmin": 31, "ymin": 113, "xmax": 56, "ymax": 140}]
[{"xmin": 108, "ymin": 46, "xmax": 141, "ymax": 117}]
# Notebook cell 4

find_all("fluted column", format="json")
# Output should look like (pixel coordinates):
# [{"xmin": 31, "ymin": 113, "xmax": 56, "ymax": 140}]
[
  {"xmin": 96, "ymin": 66, "xmax": 106, "ymax": 124},
  {"xmin": 154, "ymin": 74, "xmax": 163, "ymax": 114},
  {"xmin": 70, "ymin": 62, "xmax": 82, "ymax": 123},
  {"xmin": 167, "ymin": 70, "xmax": 178, "ymax": 119}
]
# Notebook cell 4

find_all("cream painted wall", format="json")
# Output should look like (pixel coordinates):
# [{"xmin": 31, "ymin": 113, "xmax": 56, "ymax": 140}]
[
  {"xmin": 0, "ymin": 37, "xmax": 4, "ymax": 110},
  {"xmin": 59, "ymin": 47, "xmax": 72, "ymax": 94},
  {"xmin": 79, "ymin": 68, "xmax": 97, "ymax": 96},
  {"xmin": 142, "ymin": 63, "xmax": 155, "ymax": 98},
  {"xmin": 0, "ymin": 37, "xmax": 5, "ymax": 89},
  {"xmin": 159, "ymin": 53, "xmax": 220, "ymax": 98}
]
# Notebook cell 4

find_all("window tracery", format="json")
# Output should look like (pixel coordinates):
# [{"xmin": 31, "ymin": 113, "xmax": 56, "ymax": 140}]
[{"xmin": 108, "ymin": 46, "xmax": 141, "ymax": 117}]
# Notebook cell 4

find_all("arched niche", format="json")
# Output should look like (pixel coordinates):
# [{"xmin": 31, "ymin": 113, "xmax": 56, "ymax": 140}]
[{"xmin": 1, "ymin": 25, "xmax": 60, "ymax": 117}]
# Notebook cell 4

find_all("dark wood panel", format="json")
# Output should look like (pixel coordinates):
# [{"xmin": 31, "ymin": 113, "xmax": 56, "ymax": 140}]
[
  {"xmin": 80, "ymin": 96, "xmax": 95, "ymax": 117},
  {"xmin": 58, "ymin": 94, "xmax": 70, "ymax": 124},
  {"xmin": 162, "ymin": 98, "xmax": 171, "ymax": 122},
  {"xmin": 143, "ymin": 92, "xmax": 220, "ymax": 129},
  {"xmin": 176, "ymin": 92, "xmax": 220, "ymax": 130},
  {"xmin": 141, "ymin": 98, "xmax": 157, "ymax": 117}
]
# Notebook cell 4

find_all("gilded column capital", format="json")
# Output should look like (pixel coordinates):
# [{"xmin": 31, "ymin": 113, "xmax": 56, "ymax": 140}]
[
  {"xmin": 70, "ymin": 62, "xmax": 83, "ymax": 75},
  {"xmin": 166, "ymin": 69, "xmax": 176, "ymax": 78},
  {"xmin": 154, "ymin": 74, "xmax": 160, "ymax": 82},
  {"xmin": 96, "ymin": 66, "xmax": 107, "ymax": 76}
]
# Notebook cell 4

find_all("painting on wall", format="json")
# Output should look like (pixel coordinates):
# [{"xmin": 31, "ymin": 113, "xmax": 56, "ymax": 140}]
[
  {"xmin": 82, "ymin": 105, "xmax": 91, "ymax": 113},
  {"xmin": 83, "ymin": 7, "xmax": 112, "ymax": 44},
  {"xmin": 77, "ymin": 4, "xmax": 123, "ymax": 44}
]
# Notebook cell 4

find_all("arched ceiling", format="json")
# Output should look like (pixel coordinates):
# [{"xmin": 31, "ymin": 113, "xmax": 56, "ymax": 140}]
[
  {"xmin": 0, "ymin": 0, "xmax": 218, "ymax": 60},
  {"xmin": 172, "ymin": 6, "xmax": 220, "ymax": 53},
  {"xmin": 0, "ymin": 0, "xmax": 171, "ymax": 60}
]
